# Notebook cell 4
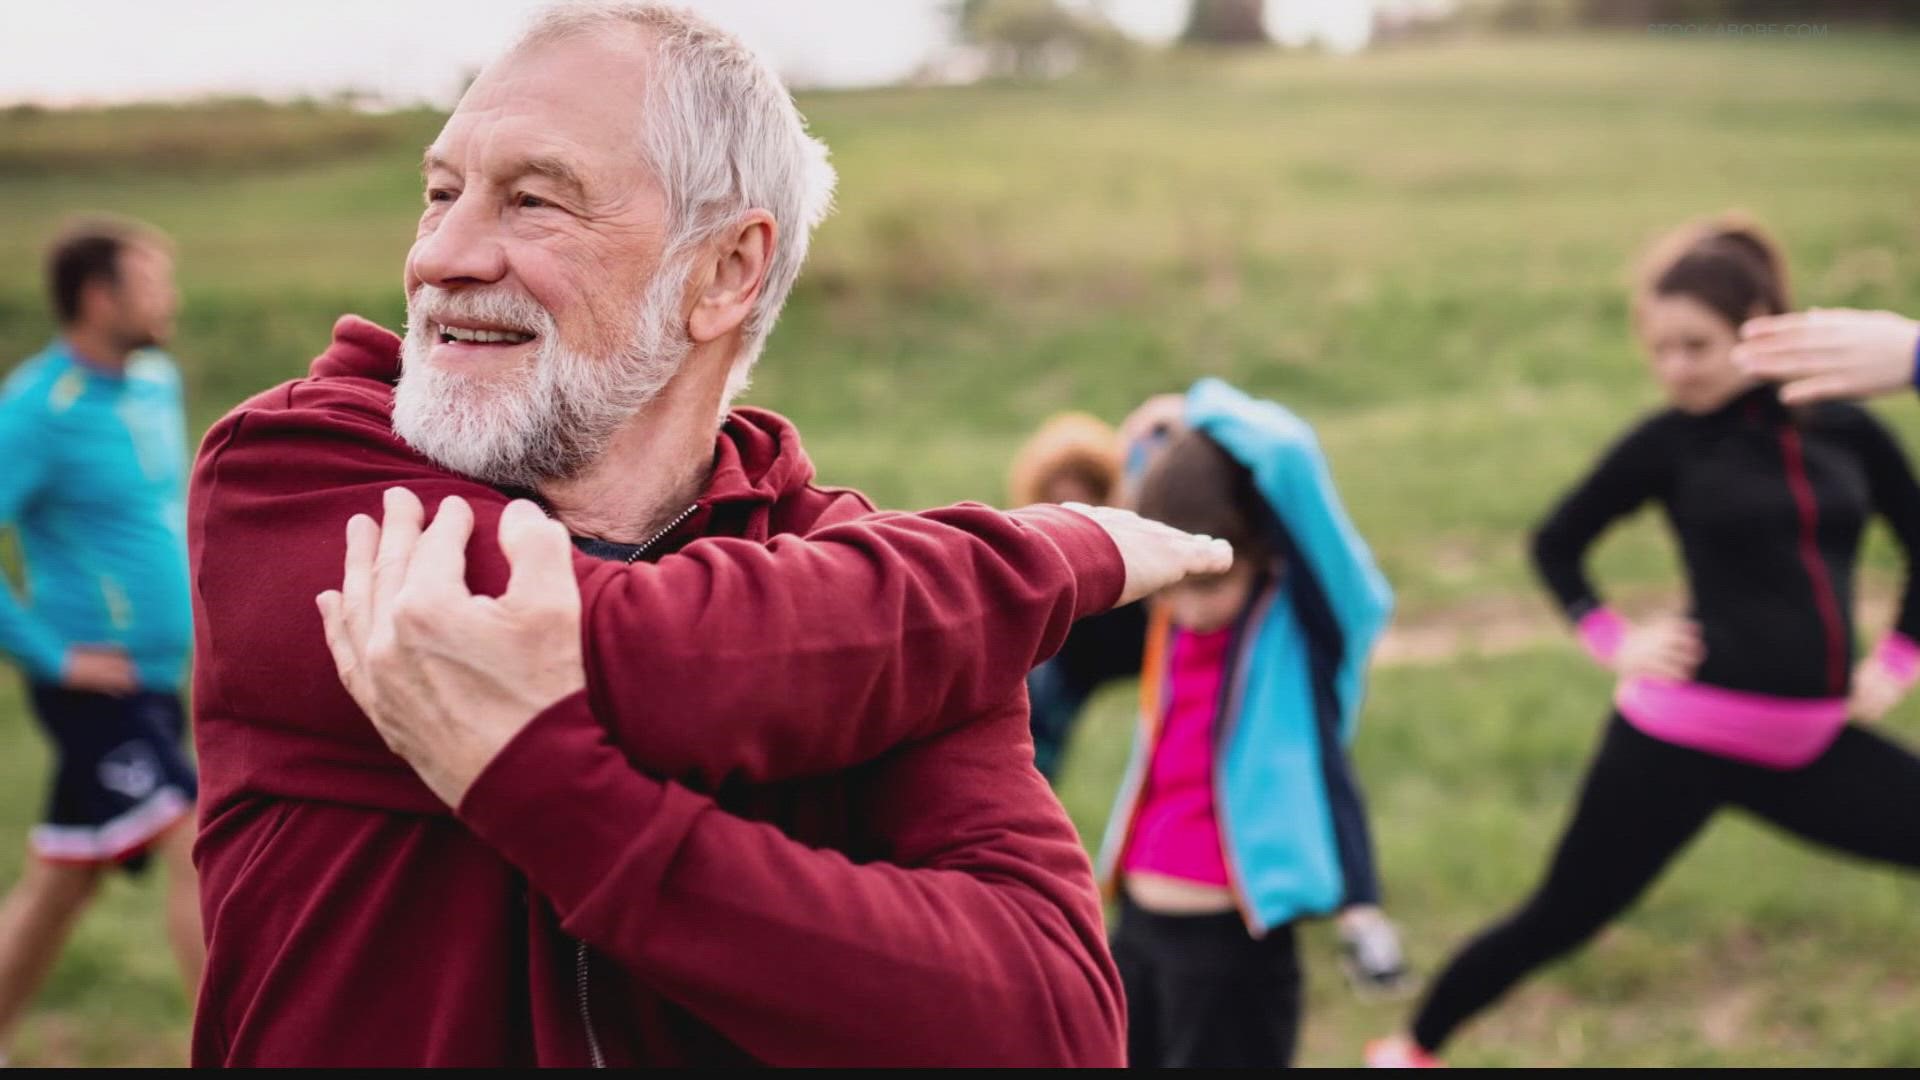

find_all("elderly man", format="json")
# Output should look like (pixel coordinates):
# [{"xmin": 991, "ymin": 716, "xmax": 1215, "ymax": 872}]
[{"xmin": 188, "ymin": 2, "xmax": 1227, "ymax": 1067}]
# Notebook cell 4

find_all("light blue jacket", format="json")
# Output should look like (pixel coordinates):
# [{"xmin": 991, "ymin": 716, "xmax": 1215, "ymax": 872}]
[
  {"xmin": 1098, "ymin": 378, "xmax": 1394, "ymax": 934},
  {"xmin": 0, "ymin": 340, "xmax": 193, "ymax": 690}
]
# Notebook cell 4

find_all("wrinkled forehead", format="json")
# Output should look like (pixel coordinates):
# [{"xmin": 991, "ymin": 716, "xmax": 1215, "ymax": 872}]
[{"xmin": 433, "ymin": 33, "xmax": 656, "ymax": 183}]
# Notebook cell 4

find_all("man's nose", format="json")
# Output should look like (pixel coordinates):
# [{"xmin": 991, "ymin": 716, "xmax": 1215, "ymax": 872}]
[{"xmin": 411, "ymin": 194, "xmax": 509, "ymax": 287}]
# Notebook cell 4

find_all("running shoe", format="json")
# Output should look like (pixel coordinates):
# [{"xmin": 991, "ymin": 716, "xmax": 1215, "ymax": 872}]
[{"xmin": 1340, "ymin": 911, "xmax": 1414, "ymax": 999}]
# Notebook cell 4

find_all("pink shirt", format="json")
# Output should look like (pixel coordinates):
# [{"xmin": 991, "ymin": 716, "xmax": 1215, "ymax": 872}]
[{"xmin": 1122, "ymin": 626, "xmax": 1233, "ymax": 887}]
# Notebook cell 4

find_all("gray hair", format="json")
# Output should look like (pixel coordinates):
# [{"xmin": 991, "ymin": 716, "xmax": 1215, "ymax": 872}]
[{"xmin": 514, "ymin": 1, "xmax": 837, "ymax": 403}]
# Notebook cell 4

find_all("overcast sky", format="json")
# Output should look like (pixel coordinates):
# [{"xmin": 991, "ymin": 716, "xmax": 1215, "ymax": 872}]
[{"xmin": 0, "ymin": 1, "xmax": 1386, "ymax": 106}]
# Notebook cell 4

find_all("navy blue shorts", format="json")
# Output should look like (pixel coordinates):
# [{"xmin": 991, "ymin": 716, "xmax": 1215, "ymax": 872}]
[{"xmin": 26, "ymin": 684, "xmax": 198, "ymax": 875}]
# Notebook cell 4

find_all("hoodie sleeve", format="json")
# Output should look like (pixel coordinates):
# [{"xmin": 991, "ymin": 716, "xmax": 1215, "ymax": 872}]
[
  {"xmin": 0, "ymin": 372, "xmax": 69, "ymax": 680},
  {"xmin": 1184, "ymin": 378, "xmax": 1395, "ymax": 657},
  {"xmin": 457, "ymin": 689, "xmax": 1125, "ymax": 1067},
  {"xmin": 191, "ymin": 384, "xmax": 1124, "ymax": 796},
  {"xmin": 576, "ymin": 501, "xmax": 1119, "ymax": 789}
]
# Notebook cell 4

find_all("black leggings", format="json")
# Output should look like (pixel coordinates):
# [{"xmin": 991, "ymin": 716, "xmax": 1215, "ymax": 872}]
[
  {"xmin": 1413, "ymin": 712, "xmax": 1920, "ymax": 1052},
  {"xmin": 1113, "ymin": 895, "xmax": 1302, "ymax": 1068}
]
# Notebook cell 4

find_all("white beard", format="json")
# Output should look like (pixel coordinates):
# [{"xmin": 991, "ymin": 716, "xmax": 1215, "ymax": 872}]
[{"xmin": 393, "ymin": 275, "xmax": 691, "ymax": 489}]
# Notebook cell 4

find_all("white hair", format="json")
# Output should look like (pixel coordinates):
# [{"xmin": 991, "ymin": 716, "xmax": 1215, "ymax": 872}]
[{"xmin": 515, "ymin": 1, "xmax": 837, "ymax": 404}]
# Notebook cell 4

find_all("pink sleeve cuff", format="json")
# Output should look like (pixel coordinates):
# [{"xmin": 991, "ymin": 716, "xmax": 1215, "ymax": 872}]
[
  {"xmin": 1576, "ymin": 607, "xmax": 1628, "ymax": 667},
  {"xmin": 1873, "ymin": 632, "xmax": 1920, "ymax": 687}
]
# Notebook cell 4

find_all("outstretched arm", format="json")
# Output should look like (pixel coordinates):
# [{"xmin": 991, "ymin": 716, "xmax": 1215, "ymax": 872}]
[{"xmin": 194, "ymin": 384, "xmax": 1225, "ymax": 794}]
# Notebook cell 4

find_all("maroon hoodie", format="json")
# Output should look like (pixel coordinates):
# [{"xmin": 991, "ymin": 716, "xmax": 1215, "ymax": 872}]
[{"xmin": 188, "ymin": 316, "xmax": 1128, "ymax": 1067}]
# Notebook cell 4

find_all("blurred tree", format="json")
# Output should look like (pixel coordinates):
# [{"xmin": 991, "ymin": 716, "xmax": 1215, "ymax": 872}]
[
  {"xmin": 1181, "ymin": 0, "xmax": 1270, "ymax": 45},
  {"xmin": 951, "ymin": 0, "xmax": 1136, "ymax": 79},
  {"xmin": 1458, "ymin": 0, "xmax": 1920, "ymax": 28},
  {"xmin": 1450, "ymin": 0, "xmax": 1590, "ymax": 31},
  {"xmin": 1577, "ymin": 0, "xmax": 1920, "ymax": 25}
]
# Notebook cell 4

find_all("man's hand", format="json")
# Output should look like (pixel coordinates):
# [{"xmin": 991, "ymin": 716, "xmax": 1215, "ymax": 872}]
[
  {"xmin": 1614, "ymin": 615, "xmax": 1704, "ymax": 683},
  {"xmin": 1734, "ymin": 308, "xmax": 1920, "ymax": 405},
  {"xmin": 62, "ymin": 645, "xmax": 139, "ymax": 696},
  {"xmin": 1850, "ymin": 655, "xmax": 1907, "ymax": 724},
  {"xmin": 1061, "ymin": 502, "xmax": 1233, "ymax": 606},
  {"xmin": 316, "ymin": 488, "xmax": 585, "ymax": 808}
]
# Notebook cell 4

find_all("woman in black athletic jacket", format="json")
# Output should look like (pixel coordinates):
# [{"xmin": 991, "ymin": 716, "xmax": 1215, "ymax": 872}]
[{"xmin": 1368, "ymin": 215, "xmax": 1920, "ymax": 1068}]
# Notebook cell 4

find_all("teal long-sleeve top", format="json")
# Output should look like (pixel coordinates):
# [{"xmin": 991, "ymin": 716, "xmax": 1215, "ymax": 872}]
[{"xmin": 0, "ymin": 339, "xmax": 193, "ymax": 690}]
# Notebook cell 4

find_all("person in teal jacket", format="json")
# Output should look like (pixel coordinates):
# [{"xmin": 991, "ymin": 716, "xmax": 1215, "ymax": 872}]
[
  {"xmin": 1098, "ymin": 379, "xmax": 1403, "ymax": 1067},
  {"xmin": 0, "ymin": 218, "xmax": 201, "ymax": 1062}
]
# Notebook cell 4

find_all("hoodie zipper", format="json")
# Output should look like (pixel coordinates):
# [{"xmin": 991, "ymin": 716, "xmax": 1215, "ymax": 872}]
[
  {"xmin": 529, "ymin": 498, "xmax": 700, "ymax": 564},
  {"xmin": 568, "ymin": 503, "xmax": 695, "ymax": 1068},
  {"xmin": 576, "ymin": 940, "xmax": 607, "ymax": 1068},
  {"xmin": 1777, "ymin": 424, "xmax": 1847, "ymax": 695},
  {"xmin": 624, "ymin": 503, "xmax": 700, "ymax": 564}
]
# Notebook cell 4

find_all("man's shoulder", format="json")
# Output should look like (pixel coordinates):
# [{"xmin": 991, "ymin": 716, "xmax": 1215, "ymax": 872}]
[
  {"xmin": 127, "ymin": 349, "xmax": 180, "ymax": 382},
  {"xmin": 784, "ymin": 481, "xmax": 878, "ymax": 532},
  {"xmin": 0, "ymin": 349, "xmax": 69, "ymax": 414},
  {"xmin": 206, "ymin": 315, "xmax": 400, "ymax": 437},
  {"xmin": 191, "ymin": 368, "xmax": 414, "ymax": 515},
  {"xmin": 206, "ymin": 371, "xmax": 394, "ymax": 452},
  {"xmin": 723, "ymin": 404, "xmax": 880, "ymax": 533}
]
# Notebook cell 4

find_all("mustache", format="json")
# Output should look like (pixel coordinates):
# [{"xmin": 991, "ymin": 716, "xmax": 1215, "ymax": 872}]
[{"xmin": 405, "ymin": 285, "xmax": 552, "ymax": 337}]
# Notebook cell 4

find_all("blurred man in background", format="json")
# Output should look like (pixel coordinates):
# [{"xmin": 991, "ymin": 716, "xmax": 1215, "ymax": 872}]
[{"xmin": 0, "ymin": 218, "xmax": 201, "ymax": 1062}]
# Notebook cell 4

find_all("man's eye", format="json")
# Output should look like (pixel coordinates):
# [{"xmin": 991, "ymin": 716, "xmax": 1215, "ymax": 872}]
[
  {"xmin": 426, "ymin": 188, "xmax": 455, "ymax": 204},
  {"xmin": 516, "ymin": 193, "xmax": 552, "ymax": 209}
]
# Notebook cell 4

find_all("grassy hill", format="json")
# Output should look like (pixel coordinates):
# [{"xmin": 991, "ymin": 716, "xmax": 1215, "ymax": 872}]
[{"xmin": 1, "ymin": 30, "xmax": 1917, "ymax": 1066}]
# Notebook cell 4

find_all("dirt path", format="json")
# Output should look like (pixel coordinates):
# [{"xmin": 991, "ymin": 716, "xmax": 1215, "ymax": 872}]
[
  {"xmin": 1374, "ymin": 590, "xmax": 1899, "ymax": 670},
  {"xmin": 1374, "ymin": 593, "xmax": 1559, "ymax": 668}
]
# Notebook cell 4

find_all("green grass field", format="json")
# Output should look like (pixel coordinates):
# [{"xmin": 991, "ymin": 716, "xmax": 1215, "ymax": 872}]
[{"xmin": 1, "ymin": 30, "xmax": 1918, "ymax": 1066}]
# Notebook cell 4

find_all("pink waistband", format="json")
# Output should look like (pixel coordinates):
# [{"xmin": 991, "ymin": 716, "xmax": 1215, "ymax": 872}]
[{"xmin": 1614, "ymin": 677, "xmax": 1848, "ymax": 769}]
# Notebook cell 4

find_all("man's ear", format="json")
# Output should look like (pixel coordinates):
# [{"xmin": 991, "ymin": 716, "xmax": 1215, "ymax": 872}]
[{"xmin": 689, "ymin": 210, "xmax": 776, "ymax": 345}]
